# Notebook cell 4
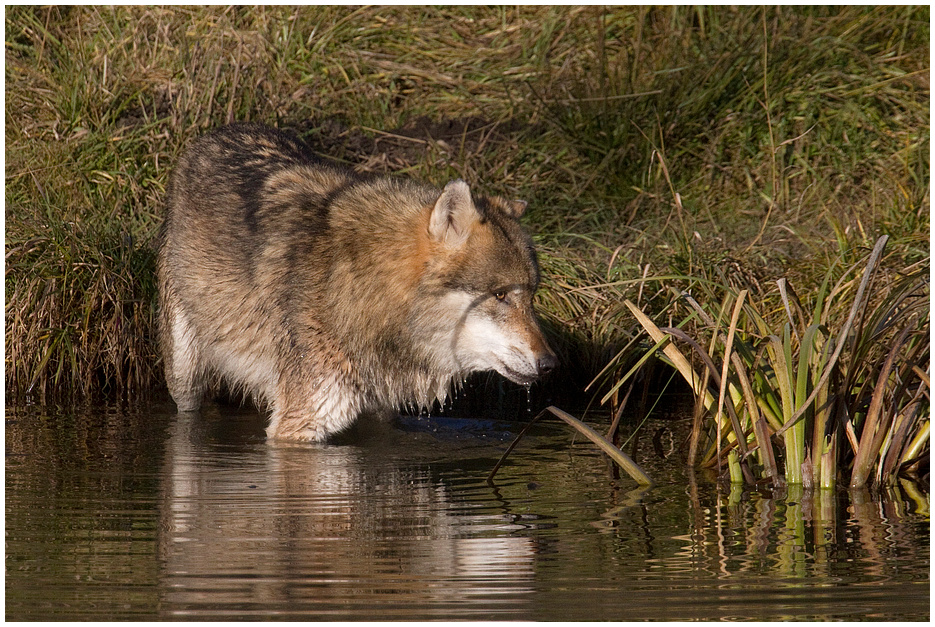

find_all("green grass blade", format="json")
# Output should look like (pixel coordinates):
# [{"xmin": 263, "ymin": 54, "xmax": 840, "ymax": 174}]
[{"xmin": 775, "ymin": 235, "xmax": 890, "ymax": 438}]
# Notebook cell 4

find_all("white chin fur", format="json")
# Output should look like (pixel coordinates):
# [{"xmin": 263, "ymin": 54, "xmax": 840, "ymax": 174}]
[{"xmin": 455, "ymin": 316, "xmax": 539, "ymax": 383}]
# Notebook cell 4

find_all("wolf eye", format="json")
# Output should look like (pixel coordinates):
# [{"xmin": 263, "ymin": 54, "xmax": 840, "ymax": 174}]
[{"xmin": 493, "ymin": 290, "xmax": 507, "ymax": 302}]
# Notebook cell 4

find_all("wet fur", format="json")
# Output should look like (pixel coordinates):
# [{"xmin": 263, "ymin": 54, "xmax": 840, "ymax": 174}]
[{"xmin": 157, "ymin": 124, "xmax": 555, "ymax": 441}]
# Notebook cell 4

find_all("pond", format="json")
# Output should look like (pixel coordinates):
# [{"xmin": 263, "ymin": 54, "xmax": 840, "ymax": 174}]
[{"xmin": 5, "ymin": 400, "xmax": 930, "ymax": 620}]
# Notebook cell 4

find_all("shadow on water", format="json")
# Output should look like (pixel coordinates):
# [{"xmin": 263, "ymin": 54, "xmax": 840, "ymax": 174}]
[{"xmin": 5, "ymin": 400, "xmax": 930, "ymax": 620}]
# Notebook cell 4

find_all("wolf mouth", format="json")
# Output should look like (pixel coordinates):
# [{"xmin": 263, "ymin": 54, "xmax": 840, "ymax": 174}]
[{"xmin": 497, "ymin": 362, "xmax": 538, "ymax": 386}]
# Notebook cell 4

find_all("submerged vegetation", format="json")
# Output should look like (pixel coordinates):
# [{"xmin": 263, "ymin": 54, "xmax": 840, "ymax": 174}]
[{"xmin": 6, "ymin": 7, "xmax": 929, "ymax": 488}]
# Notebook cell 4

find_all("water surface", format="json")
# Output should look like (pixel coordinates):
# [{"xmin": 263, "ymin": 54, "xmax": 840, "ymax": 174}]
[{"xmin": 5, "ymin": 401, "xmax": 930, "ymax": 620}]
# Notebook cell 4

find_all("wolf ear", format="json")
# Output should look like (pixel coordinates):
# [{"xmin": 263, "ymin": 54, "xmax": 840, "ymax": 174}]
[
  {"xmin": 505, "ymin": 199, "xmax": 527, "ymax": 218},
  {"xmin": 488, "ymin": 196, "xmax": 527, "ymax": 219},
  {"xmin": 429, "ymin": 179, "xmax": 479, "ymax": 247}
]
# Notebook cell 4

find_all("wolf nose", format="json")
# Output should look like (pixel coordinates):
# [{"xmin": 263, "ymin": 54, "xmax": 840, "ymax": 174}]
[{"xmin": 537, "ymin": 353, "xmax": 558, "ymax": 376}]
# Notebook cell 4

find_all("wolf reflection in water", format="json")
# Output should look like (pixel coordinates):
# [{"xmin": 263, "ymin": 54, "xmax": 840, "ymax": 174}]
[{"xmin": 160, "ymin": 411, "xmax": 538, "ymax": 616}]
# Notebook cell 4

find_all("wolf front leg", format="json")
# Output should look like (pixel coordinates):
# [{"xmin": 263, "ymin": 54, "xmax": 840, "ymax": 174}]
[{"xmin": 267, "ymin": 369, "xmax": 364, "ymax": 442}]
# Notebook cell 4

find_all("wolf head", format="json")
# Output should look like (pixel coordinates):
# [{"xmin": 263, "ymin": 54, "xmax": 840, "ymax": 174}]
[{"xmin": 422, "ymin": 180, "xmax": 557, "ymax": 386}]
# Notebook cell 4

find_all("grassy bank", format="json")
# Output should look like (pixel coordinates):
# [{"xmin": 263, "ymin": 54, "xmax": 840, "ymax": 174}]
[{"xmin": 6, "ymin": 7, "xmax": 929, "ymax": 484}]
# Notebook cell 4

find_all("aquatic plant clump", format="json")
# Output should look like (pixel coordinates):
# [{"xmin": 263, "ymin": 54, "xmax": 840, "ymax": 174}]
[{"xmin": 611, "ymin": 236, "xmax": 929, "ymax": 489}]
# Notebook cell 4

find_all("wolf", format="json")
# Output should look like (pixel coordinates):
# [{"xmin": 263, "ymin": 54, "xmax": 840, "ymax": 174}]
[{"xmin": 157, "ymin": 123, "xmax": 557, "ymax": 442}]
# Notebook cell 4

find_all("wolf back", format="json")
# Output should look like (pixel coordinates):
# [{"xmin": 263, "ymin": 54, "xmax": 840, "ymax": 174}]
[{"xmin": 157, "ymin": 123, "xmax": 557, "ymax": 441}]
